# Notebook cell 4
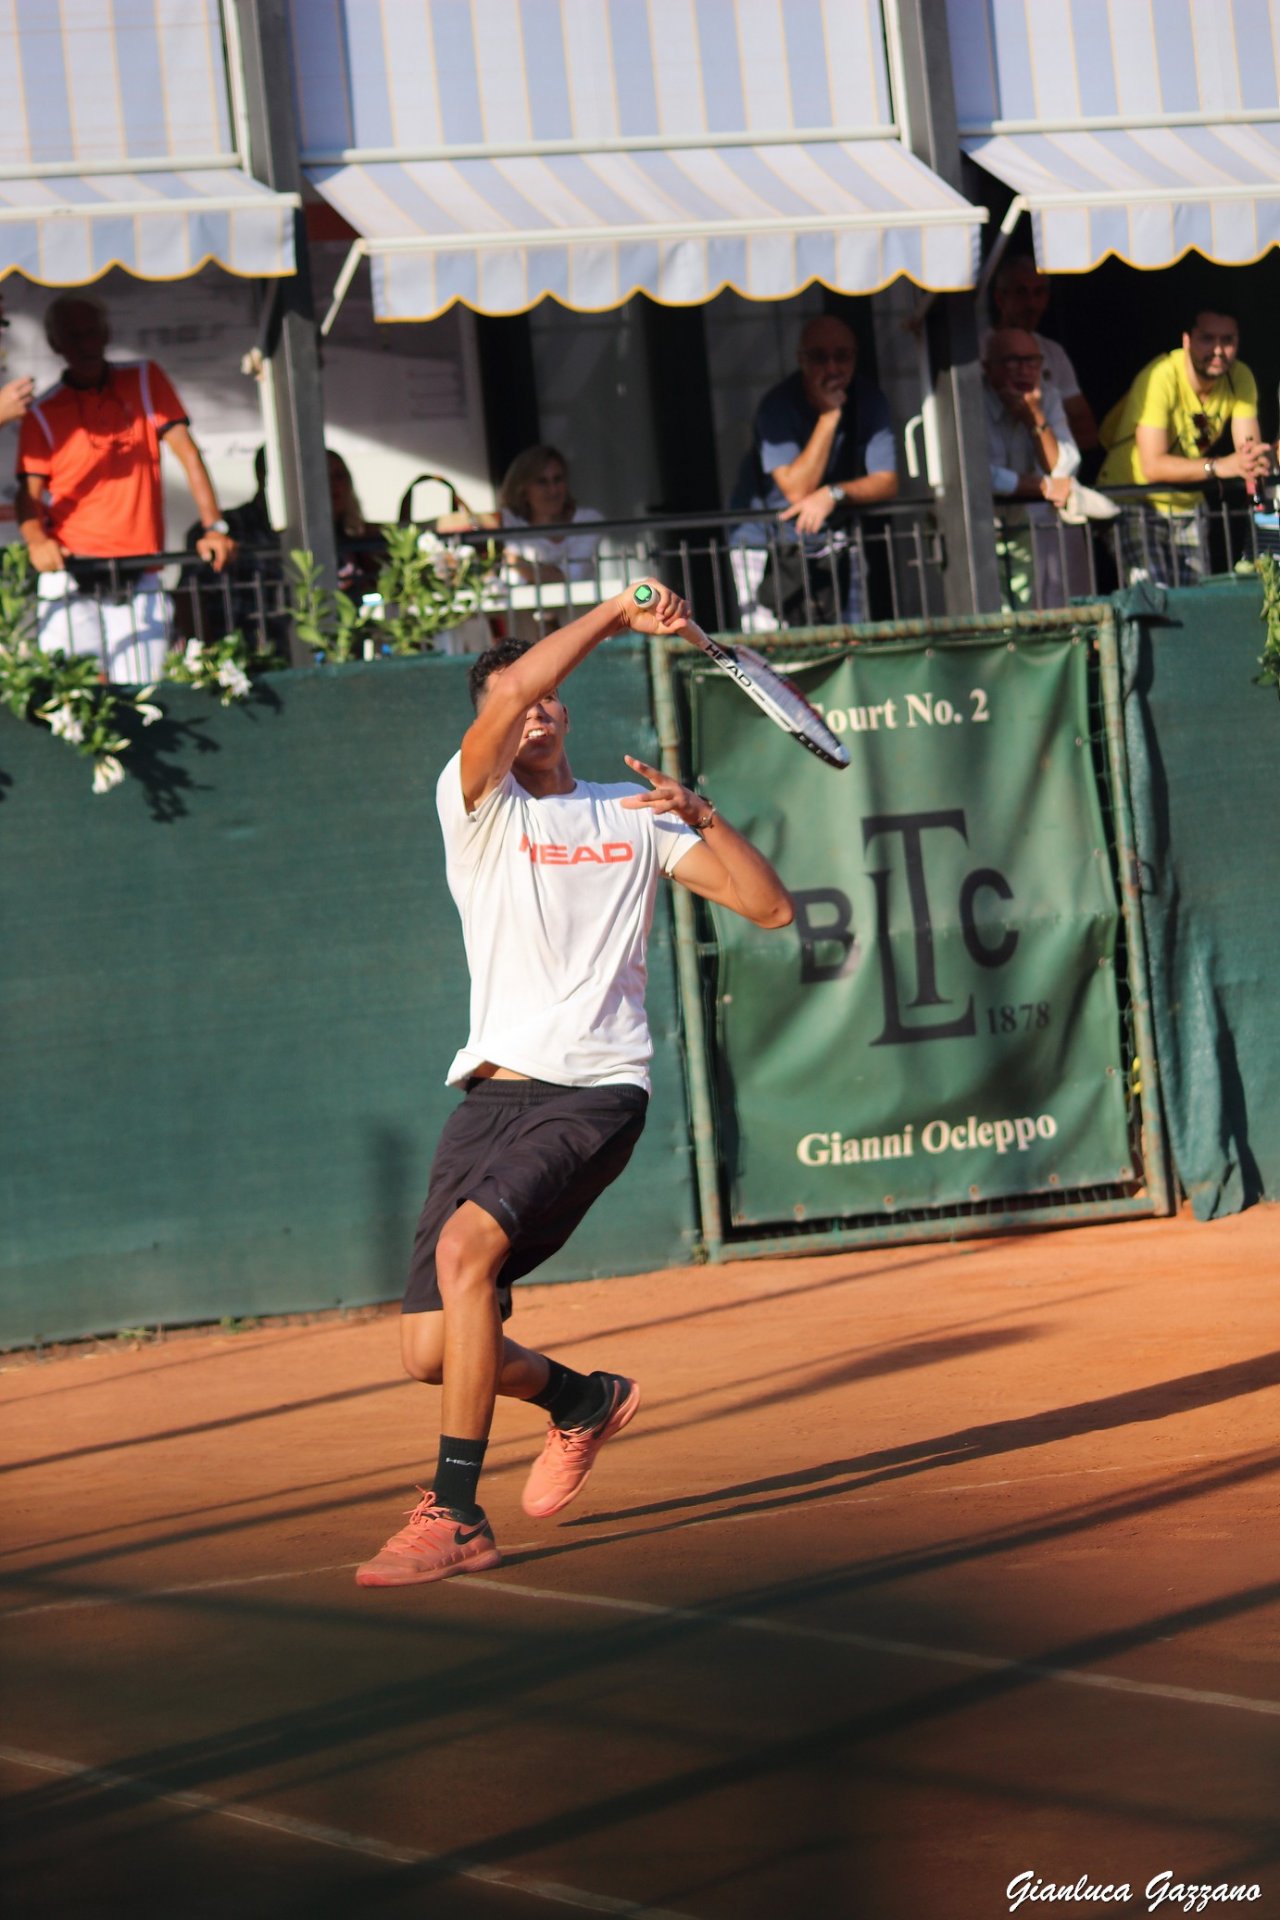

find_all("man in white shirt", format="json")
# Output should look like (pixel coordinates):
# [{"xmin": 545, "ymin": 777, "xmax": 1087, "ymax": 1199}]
[
  {"xmin": 983, "ymin": 328, "xmax": 1081, "ymax": 610},
  {"xmin": 357, "ymin": 579, "xmax": 794, "ymax": 1589}
]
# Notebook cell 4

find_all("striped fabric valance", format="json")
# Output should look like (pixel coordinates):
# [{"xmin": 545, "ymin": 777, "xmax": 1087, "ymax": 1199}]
[
  {"xmin": 0, "ymin": 0, "xmax": 295, "ymax": 286},
  {"xmin": 951, "ymin": 0, "xmax": 1280, "ymax": 272},
  {"xmin": 310, "ymin": 145, "xmax": 981, "ymax": 321},
  {"xmin": 293, "ymin": 0, "xmax": 984, "ymax": 320}
]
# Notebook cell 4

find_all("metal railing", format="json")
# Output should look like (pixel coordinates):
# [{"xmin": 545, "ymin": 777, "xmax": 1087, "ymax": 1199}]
[
  {"xmin": 994, "ymin": 484, "xmax": 1279, "ymax": 613},
  {"xmin": 432, "ymin": 501, "xmax": 950, "ymax": 634},
  {"xmin": 23, "ymin": 546, "xmax": 292, "ymax": 686},
  {"xmin": 18, "ymin": 503, "xmax": 948, "ymax": 681},
  {"xmin": 18, "ymin": 486, "xmax": 1275, "ymax": 682}
]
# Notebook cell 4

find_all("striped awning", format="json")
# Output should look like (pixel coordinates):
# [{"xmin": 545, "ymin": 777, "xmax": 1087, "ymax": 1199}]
[
  {"xmin": 0, "ymin": 1, "xmax": 295, "ymax": 286},
  {"xmin": 952, "ymin": 0, "xmax": 1280, "ymax": 272},
  {"xmin": 293, "ymin": 0, "xmax": 984, "ymax": 322}
]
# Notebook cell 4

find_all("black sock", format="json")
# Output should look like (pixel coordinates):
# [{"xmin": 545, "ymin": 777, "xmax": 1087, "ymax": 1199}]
[
  {"xmin": 530, "ymin": 1360, "xmax": 608, "ymax": 1429},
  {"xmin": 433, "ymin": 1435, "xmax": 487, "ymax": 1518}
]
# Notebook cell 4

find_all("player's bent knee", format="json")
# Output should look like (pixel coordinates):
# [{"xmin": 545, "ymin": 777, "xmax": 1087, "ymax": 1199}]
[
  {"xmin": 402, "ymin": 1347, "xmax": 444, "ymax": 1385},
  {"xmin": 435, "ymin": 1204, "xmax": 510, "ymax": 1300},
  {"xmin": 435, "ymin": 1258, "xmax": 501, "ymax": 1310},
  {"xmin": 401, "ymin": 1313, "xmax": 445, "ymax": 1384}
]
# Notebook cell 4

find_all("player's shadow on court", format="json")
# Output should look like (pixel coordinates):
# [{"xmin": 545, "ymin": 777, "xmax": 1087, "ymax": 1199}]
[
  {"xmin": 559, "ymin": 1346, "xmax": 1280, "ymax": 1533},
  {"xmin": 0, "ymin": 1376, "xmax": 404, "ymax": 1477}
]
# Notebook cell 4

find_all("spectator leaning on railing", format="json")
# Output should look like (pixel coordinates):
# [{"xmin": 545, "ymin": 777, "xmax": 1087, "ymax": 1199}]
[
  {"xmin": 15, "ymin": 294, "xmax": 236, "ymax": 684},
  {"xmin": 1097, "ymin": 307, "xmax": 1272, "ymax": 588},
  {"xmin": 985, "ymin": 253, "xmax": 1099, "ymax": 455},
  {"xmin": 982, "ymin": 327, "xmax": 1081, "ymax": 612},
  {"xmin": 746, "ymin": 313, "xmax": 897, "ymax": 628}
]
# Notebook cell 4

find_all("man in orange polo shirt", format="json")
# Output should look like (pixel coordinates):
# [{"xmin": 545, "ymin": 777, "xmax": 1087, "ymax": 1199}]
[{"xmin": 16, "ymin": 294, "xmax": 236, "ymax": 683}]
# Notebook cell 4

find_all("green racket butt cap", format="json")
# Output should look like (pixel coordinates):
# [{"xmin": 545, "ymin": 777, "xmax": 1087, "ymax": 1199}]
[{"xmin": 633, "ymin": 584, "xmax": 655, "ymax": 604}]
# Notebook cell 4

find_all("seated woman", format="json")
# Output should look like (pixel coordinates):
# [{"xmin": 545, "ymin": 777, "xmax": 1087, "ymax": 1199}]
[
  {"xmin": 436, "ymin": 445, "xmax": 603, "ymax": 586},
  {"xmin": 497, "ymin": 444, "xmax": 603, "ymax": 584}
]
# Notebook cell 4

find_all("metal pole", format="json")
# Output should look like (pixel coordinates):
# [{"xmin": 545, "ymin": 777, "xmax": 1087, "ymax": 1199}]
[
  {"xmin": 1095, "ymin": 605, "xmax": 1173, "ymax": 1214},
  {"xmin": 648, "ymin": 634, "xmax": 724, "ymax": 1258},
  {"xmin": 232, "ymin": 0, "xmax": 339, "ymax": 663},
  {"xmin": 889, "ymin": 0, "xmax": 1003, "ymax": 616}
]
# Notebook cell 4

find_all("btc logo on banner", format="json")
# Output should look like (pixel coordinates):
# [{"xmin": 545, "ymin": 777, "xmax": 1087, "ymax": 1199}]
[{"xmin": 687, "ymin": 636, "xmax": 1132, "ymax": 1225}]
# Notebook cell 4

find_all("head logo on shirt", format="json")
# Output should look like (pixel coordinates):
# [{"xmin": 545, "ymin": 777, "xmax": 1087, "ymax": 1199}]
[{"xmin": 519, "ymin": 834, "xmax": 634, "ymax": 867}]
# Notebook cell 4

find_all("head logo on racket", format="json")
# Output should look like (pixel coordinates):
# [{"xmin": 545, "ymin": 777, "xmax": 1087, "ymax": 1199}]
[{"xmin": 633, "ymin": 586, "xmax": 849, "ymax": 770}]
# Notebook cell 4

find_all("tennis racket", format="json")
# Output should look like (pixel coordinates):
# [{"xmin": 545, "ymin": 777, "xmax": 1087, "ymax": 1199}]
[{"xmin": 632, "ymin": 585, "xmax": 849, "ymax": 769}]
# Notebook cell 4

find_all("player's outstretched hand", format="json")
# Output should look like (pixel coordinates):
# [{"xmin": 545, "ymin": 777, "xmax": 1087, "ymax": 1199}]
[
  {"xmin": 617, "ymin": 578, "xmax": 689, "ymax": 633},
  {"xmin": 620, "ymin": 755, "xmax": 707, "ymax": 827}
]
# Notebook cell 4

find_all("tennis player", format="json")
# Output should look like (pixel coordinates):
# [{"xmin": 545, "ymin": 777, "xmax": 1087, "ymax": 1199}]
[{"xmin": 358, "ymin": 578, "xmax": 793, "ymax": 1587}]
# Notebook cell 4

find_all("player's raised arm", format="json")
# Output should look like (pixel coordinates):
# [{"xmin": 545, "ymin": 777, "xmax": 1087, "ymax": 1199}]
[
  {"xmin": 459, "ymin": 578, "xmax": 688, "ymax": 810},
  {"xmin": 621, "ymin": 757, "xmax": 793, "ymax": 929}
]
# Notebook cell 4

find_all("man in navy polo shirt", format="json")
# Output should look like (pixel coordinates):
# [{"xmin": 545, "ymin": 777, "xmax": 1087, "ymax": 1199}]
[{"xmin": 742, "ymin": 313, "xmax": 897, "ymax": 628}]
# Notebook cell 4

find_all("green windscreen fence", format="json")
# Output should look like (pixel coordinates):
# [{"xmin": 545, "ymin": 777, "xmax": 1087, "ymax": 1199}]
[
  {"xmin": 0, "ymin": 643, "xmax": 698, "ymax": 1347},
  {"xmin": 1119, "ymin": 578, "xmax": 1280, "ymax": 1218},
  {"xmin": 673, "ymin": 613, "xmax": 1160, "ymax": 1250}
]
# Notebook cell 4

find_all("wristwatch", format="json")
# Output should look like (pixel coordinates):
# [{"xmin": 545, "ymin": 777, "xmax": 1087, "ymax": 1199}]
[
  {"xmin": 827, "ymin": 482, "xmax": 843, "ymax": 506},
  {"xmin": 203, "ymin": 517, "xmax": 231, "ymax": 535},
  {"xmin": 1203, "ymin": 460, "xmax": 1217, "ymax": 479}
]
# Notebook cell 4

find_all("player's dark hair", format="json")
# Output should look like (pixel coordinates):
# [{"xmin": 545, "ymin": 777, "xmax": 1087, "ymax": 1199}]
[{"xmin": 468, "ymin": 639, "xmax": 534, "ymax": 709}]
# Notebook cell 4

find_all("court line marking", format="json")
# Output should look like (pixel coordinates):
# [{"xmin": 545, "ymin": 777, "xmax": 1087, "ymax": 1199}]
[
  {"xmin": 0, "ymin": 1449, "xmax": 1244, "ymax": 1626},
  {"xmin": 0, "ymin": 1743, "xmax": 700, "ymax": 1920},
  {"xmin": 2, "ymin": 1563, "xmax": 361, "ymax": 1620},
  {"xmin": 0, "ymin": 1451, "xmax": 1211, "ymax": 1620},
  {"xmin": 456, "ymin": 1583, "xmax": 1280, "ymax": 1721},
  {"xmin": 5, "ymin": 1556, "xmax": 1278, "ymax": 1721}
]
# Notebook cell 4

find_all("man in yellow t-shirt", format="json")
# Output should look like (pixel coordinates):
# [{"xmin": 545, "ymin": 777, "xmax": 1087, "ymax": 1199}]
[{"xmin": 1098, "ymin": 309, "xmax": 1271, "ymax": 586}]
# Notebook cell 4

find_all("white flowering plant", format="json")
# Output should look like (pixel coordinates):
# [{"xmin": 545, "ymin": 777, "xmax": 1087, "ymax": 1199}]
[
  {"xmin": 0, "ymin": 544, "xmax": 162, "ymax": 794},
  {"xmin": 163, "ymin": 629, "xmax": 266, "ymax": 705},
  {"xmin": 287, "ymin": 525, "xmax": 501, "ymax": 662},
  {"xmin": 373, "ymin": 523, "xmax": 501, "ymax": 652}
]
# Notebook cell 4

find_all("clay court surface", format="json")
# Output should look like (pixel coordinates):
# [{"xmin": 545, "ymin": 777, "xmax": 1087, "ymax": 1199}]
[{"xmin": 1, "ymin": 1207, "xmax": 1277, "ymax": 1920}]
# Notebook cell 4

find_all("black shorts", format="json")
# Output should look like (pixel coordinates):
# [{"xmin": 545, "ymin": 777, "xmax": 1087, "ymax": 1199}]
[{"xmin": 402, "ymin": 1077, "xmax": 649, "ymax": 1320}]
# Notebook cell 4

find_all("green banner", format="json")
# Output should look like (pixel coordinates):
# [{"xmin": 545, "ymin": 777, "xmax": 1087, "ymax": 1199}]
[{"xmin": 687, "ymin": 634, "xmax": 1132, "ymax": 1227}]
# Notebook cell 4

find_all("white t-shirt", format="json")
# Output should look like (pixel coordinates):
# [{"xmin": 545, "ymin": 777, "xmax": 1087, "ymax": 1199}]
[
  {"xmin": 500, "ymin": 506, "xmax": 604, "ymax": 581},
  {"xmin": 437, "ymin": 752, "xmax": 698, "ymax": 1091}
]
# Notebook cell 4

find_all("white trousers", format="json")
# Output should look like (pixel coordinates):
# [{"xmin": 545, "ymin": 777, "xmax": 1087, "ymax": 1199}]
[{"xmin": 37, "ymin": 570, "xmax": 171, "ymax": 685}]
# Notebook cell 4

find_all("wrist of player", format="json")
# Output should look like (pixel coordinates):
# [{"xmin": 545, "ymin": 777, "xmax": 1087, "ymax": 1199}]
[
  {"xmin": 618, "ymin": 580, "xmax": 659, "ymax": 626},
  {"xmin": 685, "ymin": 794, "xmax": 718, "ymax": 832}
]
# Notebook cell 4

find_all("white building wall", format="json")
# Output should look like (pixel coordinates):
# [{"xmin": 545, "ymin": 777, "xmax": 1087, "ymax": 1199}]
[{"xmin": 0, "ymin": 255, "xmax": 492, "ymax": 547}]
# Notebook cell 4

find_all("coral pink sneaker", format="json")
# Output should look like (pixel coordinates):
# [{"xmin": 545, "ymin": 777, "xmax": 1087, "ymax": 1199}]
[
  {"xmin": 356, "ymin": 1490, "xmax": 501, "ymax": 1587},
  {"xmin": 521, "ymin": 1374, "xmax": 641, "ymax": 1519}
]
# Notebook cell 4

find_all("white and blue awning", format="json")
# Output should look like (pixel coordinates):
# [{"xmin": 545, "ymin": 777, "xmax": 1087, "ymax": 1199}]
[
  {"xmin": 293, "ymin": 0, "xmax": 985, "ymax": 323},
  {"xmin": 0, "ymin": 1, "xmax": 296, "ymax": 286},
  {"xmin": 308, "ymin": 144, "xmax": 982, "ymax": 322},
  {"xmin": 951, "ymin": 0, "xmax": 1280, "ymax": 272}
]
